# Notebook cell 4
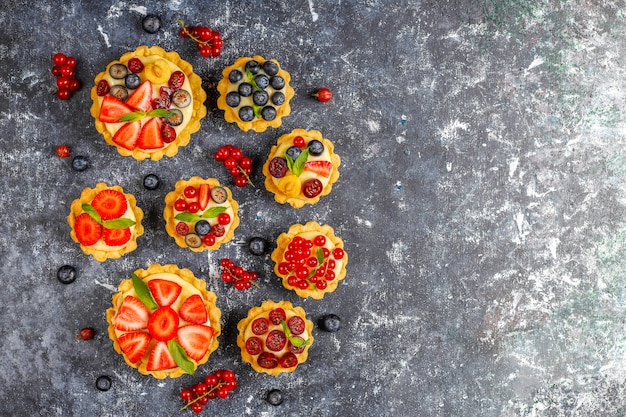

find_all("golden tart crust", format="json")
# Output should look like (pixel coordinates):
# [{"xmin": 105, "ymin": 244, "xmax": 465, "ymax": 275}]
[
  {"xmin": 90, "ymin": 45, "xmax": 207, "ymax": 161},
  {"xmin": 237, "ymin": 300, "xmax": 314, "ymax": 375},
  {"xmin": 67, "ymin": 183, "xmax": 144, "ymax": 262},
  {"xmin": 272, "ymin": 221, "xmax": 348, "ymax": 300},
  {"xmin": 106, "ymin": 264, "xmax": 222, "ymax": 379},
  {"xmin": 216, "ymin": 55, "xmax": 294, "ymax": 132},
  {"xmin": 163, "ymin": 177, "xmax": 240, "ymax": 252},
  {"xmin": 263, "ymin": 128, "xmax": 340, "ymax": 208}
]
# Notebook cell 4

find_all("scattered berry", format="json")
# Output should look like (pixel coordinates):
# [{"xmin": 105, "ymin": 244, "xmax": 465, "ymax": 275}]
[
  {"xmin": 56, "ymin": 145, "xmax": 70, "ymax": 158},
  {"xmin": 51, "ymin": 53, "xmax": 80, "ymax": 100},
  {"xmin": 178, "ymin": 20, "xmax": 223, "ymax": 58},
  {"xmin": 312, "ymin": 87, "xmax": 333, "ymax": 102},
  {"xmin": 319, "ymin": 314, "xmax": 341, "ymax": 332},
  {"xmin": 266, "ymin": 389, "xmax": 284, "ymax": 406},
  {"xmin": 213, "ymin": 145, "xmax": 255, "ymax": 187},
  {"xmin": 220, "ymin": 258, "xmax": 259, "ymax": 291},
  {"xmin": 142, "ymin": 14, "xmax": 162, "ymax": 34},
  {"xmin": 143, "ymin": 174, "xmax": 160, "ymax": 190},
  {"xmin": 78, "ymin": 327, "xmax": 95, "ymax": 340},
  {"xmin": 57, "ymin": 265, "xmax": 76, "ymax": 284},
  {"xmin": 71, "ymin": 155, "xmax": 90, "ymax": 172},
  {"xmin": 95, "ymin": 375, "xmax": 112, "ymax": 391},
  {"xmin": 179, "ymin": 369, "xmax": 237, "ymax": 412},
  {"xmin": 248, "ymin": 236, "xmax": 270, "ymax": 256}
]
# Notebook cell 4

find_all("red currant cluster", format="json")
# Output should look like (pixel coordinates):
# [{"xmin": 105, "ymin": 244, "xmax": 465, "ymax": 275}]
[
  {"xmin": 178, "ymin": 20, "xmax": 223, "ymax": 58},
  {"xmin": 51, "ymin": 53, "xmax": 80, "ymax": 100},
  {"xmin": 220, "ymin": 258, "xmax": 259, "ymax": 290},
  {"xmin": 214, "ymin": 145, "xmax": 254, "ymax": 188},
  {"xmin": 179, "ymin": 369, "xmax": 237, "ymax": 413}
]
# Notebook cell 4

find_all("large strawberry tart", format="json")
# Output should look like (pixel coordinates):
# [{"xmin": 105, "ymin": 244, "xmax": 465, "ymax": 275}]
[
  {"xmin": 67, "ymin": 183, "xmax": 144, "ymax": 262},
  {"xmin": 90, "ymin": 45, "xmax": 207, "ymax": 160},
  {"xmin": 262, "ymin": 128, "xmax": 340, "ymax": 208},
  {"xmin": 106, "ymin": 264, "xmax": 221, "ymax": 379}
]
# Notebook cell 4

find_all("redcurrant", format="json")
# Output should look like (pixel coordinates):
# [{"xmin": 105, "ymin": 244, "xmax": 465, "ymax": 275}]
[
  {"xmin": 56, "ymin": 145, "xmax": 70, "ymax": 158},
  {"xmin": 184, "ymin": 186, "xmax": 197, "ymax": 199},
  {"xmin": 313, "ymin": 87, "xmax": 333, "ymax": 102}
]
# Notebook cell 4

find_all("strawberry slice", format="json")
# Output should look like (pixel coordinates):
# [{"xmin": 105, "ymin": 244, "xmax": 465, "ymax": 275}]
[
  {"xmin": 112, "ymin": 121, "xmax": 142, "ymax": 151},
  {"xmin": 176, "ymin": 324, "xmax": 214, "ymax": 361},
  {"xmin": 137, "ymin": 117, "xmax": 164, "ymax": 150},
  {"xmin": 125, "ymin": 80, "xmax": 153, "ymax": 112},
  {"xmin": 117, "ymin": 332, "xmax": 151, "ymax": 363},
  {"xmin": 178, "ymin": 294, "xmax": 208, "ymax": 324},
  {"xmin": 147, "ymin": 279, "xmax": 182, "ymax": 307},
  {"xmin": 103, "ymin": 227, "xmax": 131, "ymax": 246},
  {"xmin": 198, "ymin": 184, "xmax": 210, "ymax": 211},
  {"xmin": 99, "ymin": 95, "xmax": 134, "ymax": 123},
  {"xmin": 303, "ymin": 160, "xmax": 333, "ymax": 177},
  {"xmin": 74, "ymin": 212, "xmax": 102, "ymax": 246},
  {"xmin": 114, "ymin": 296, "xmax": 150, "ymax": 332},
  {"xmin": 91, "ymin": 189, "xmax": 128, "ymax": 220},
  {"xmin": 146, "ymin": 341, "xmax": 177, "ymax": 371},
  {"xmin": 147, "ymin": 306, "xmax": 180, "ymax": 341}
]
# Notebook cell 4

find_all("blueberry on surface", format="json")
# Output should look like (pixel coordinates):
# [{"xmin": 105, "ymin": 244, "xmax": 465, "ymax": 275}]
[
  {"xmin": 143, "ymin": 174, "xmax": 160, "ymax": 190},
  {"xmin": 266, "ymin": 389, "xmax": 284, "ymax": 406},
  {"xmin": 248, "ymin": 236, "xmax": 269, "ymax": 256},
  {"xmin": 142, "ymin": 14, "xmax": 161, "ymax": 34},
  {"xmin": 319, "ymin": 314, "xmax": 341, "ymax": 332},
  {"xmin": 71, "ymin": 155, "xmax": 89, "ymax": 172},
  {"xmin": 57, "ymin": 265, "xmax": 76, "ymax": 284},
  {"xmin": 95, "ymin": 375, "xmax": 112, "ymax": 391}
]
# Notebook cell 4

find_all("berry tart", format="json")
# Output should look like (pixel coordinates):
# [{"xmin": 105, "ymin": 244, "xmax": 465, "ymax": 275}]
[
  {"xmin": 163, "ymin": 177, "xmax": 240, "ymax": 252},
  {"xmin": 216, "ymin": 55, "xmax": 294, "ymax": 132},
  {"xmin": 237, "ymin": 300, "xmax": 314, "ymax": 375},
  {"xmin": 106, "ymin": 264, "xmax": 221, "ymax": 379},
  {"xmin": 262, "ymin": 128, "xmax": 340, "ymax": 208},
  {"xmin": 272, "ymin": 221, "xmax": 348, "ymax": 299},
  {"xmin": 67, "ymin": 183, "xmax": 144, "ymax": 262},
  {"xmin": 90, "ymin": 45, "xmax": 207, "ymax": 160}
]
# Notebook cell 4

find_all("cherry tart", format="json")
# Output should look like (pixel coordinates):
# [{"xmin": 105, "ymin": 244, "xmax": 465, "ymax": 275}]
[
  {"xmin": 90, "ymin": 46, "xmax": 207, "ymax": 161},
  {"xmin": 262, "ymin": 128, "xmax": 340, "ymax": 208},
  {"xmin": 272, "ymin": 221, "xmax": 348, "ymax": 299},
  {"xmin": 106, "ymin": 264, "xmax": 221, "ymax": 379},
  {"xmin": 67, "ymin": 183, "xmax": 144, "ymax": 262},
  {"xmin": 216, "ymin": 55, "xmax": 294, "ymax": 132},
  {"xmin": 237, "ymin": 300, "xmax": 314, "ymax": 375},
  {"xmin": 163, "ymin": 177, "xmax": 240, "ymax": 252}
]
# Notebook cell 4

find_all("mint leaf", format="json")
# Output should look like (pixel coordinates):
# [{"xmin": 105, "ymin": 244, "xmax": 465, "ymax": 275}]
[
  {"xmin": 118, "ymin": 111, "xmax": 146, "ymax": 122},
  {"xmin": 315, "ymin": 246, "xmax": 325, "ymax": 265},
  {"xmin": 175, "ymin": 212, "xmax": 201, "ymax": 223},
  {"xmin": 246, "ymin": 69, "xmax": 260, "ymax": 91},
  {"xmin": 280, "ymin": 320, "xmax": 310, "ymax": 348},
  {"xmin": 168, "ymin": 339, "xmax": 195, "ymax": 375},
  {"xmin": 201, "ymin": 207, "xmax": 227, "ymax": 219},
  {"xmin": 285, "ymin": 148, "xmax": 309, "ymax": 176},
  {"xmin": 101, "ymin": 218, "xmax": 136, "ymax": 229},
  {"xmin": 147, "ymin": 109, "xmax": 176, "ymax": 118},
  {"xmin": 131, "ymin": 273, "xmax": 158, "ymax": 311},
  {"xmin": 82, "ymin": 203, "xmax": 102, "ymax": 223}
]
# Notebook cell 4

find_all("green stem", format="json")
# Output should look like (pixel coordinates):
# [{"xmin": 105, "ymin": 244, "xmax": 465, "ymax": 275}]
[{"xmin": 180, "ymin": 382, "xmax": 226, "ymax": 411}]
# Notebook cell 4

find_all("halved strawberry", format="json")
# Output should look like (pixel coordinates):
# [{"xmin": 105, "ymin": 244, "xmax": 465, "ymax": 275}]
[
  {"xmin": 148, "ymin": 306, "xmax": 180, "ymax": 341},
  {"xmin": 114, "ymin": 296, "xmax": 150, "ymax": 331},
  {"xmin": 99, "ymin": 95, "xmax": 134, "ymax": 123},
  {"xmin": 137, "ymin": 117, "xmax": 164, "ymax": 150},
  {"xmin": 147, "ymin": 279, "xmax": 182, "ymax": 307},
  {"xmin": 303, "ymin": 160, "xmax": 333, "ymax": 177},
  {"xmin": 198, "ymin": 184, "xmax": 210, "ymax": 211},
  {"xmin": 103, "ymin": 227, "xmax": 131, "ymax": 246},
  {"xmin": 91, "ymin": 189, "xmax": 128, "ymax": 220},
  {"xmin": 117, "ymin": 332, "xmax": 151, "ymax": 363},
  {"xmin": 178, "ymin": 294, "xmax": 208, "ymax": 324},
  {"xmin": 74, "ymin": 212, "xmax": 102, "ymax": 246},
  {"xmin": 125, "ymin": 80, "xmax": 153, "ymax": 112},
  {"xmin": 112, "ymin": 121, "xmax": 142, "ymax": 151},
  {"xmin": 146, "ymin": 341, "xmax": 177, "ymax": 371},
  {"xmin": 176, "ymin": 324, "xmax": 214, "ymax": 361}
]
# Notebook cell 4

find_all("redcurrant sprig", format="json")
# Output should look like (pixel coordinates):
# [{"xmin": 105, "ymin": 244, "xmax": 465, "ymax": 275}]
[
  {"xmin": 179, "ymin": 369, "xmax": 237, "ymax": 413},
  {"xmin": 51, "ymin": 52, "xmax": 80, "ymax": 100},
  {"xmin": 177, "ymin": 20, "xmax": 224, "ymax": 58},
  {"xmin": 214, "ymin": 145, "xmax": 255, "ymax": 188},
  {"xmin": 220, "ymin": 258, "xmax": 259, "ymax": 290}
]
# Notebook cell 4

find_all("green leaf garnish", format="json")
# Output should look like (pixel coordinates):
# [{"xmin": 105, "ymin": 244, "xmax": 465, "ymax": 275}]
[
  {"xmin": 280, "ymin": 320, "xmax": 311, "ymax": 348},
  {"xmin": 81, "ymin": 203, "xmax": 102, "ymax": 223},
  {"xmin": 285, "ymin": 148, "xmax": 309, "ymax": 177},
  {"xmin": 315, "ymin": 246, "xmax": 325, "ymax": 265},
  {"xmin": 253, "ymin": 105, "xmax": 262, "ymax": 119},
  {"xmin": 168, "ymin": 339, "xmax": 195, "ymax": 375},
  {"xmin": 174, "ymin": 212, "xmax": 201, "ymax": 223},
  {"xmin": 246, "ymin": 69, "xmax": 261, "ymax": 91},
  {"xmin": 147, "ymin": 109, "xmax": 176, "ymax": 118},
  {"xmin": 118, "ymin": 109, "xmax": 176, "ymax": 123},
  {"xmin": 201, "ymin": 206, "xmax": 227, "ymax": 219},
  {"xmin": 131, "ymin": 273, "xmax": 159, "ymax": 310},
  {"xmin": 101, "ymin": 218, "xmax": 136, "ymax": 229}
]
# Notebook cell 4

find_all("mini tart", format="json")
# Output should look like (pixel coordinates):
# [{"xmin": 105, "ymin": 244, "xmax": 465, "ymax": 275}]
[
  {"xmin": 106, "ymin": 264, "xmax": 221, "ymax": 379},
  {"xmin": 67, "ymin": 183, "xmax": 144, "ymax": 262},
  {"xmin": 237, "ymin": 300, "xmax": 314, "ymax": 375},
  {"xmin": 163, "ymin": 177, "xmax": 240, "ymax": 252},
  {"xmin": 90, "ymin": 45, "xmax": 207, "ymax": 161},
  {"xmin": 263, "ymin": 128, "xmax": 340, "ymax": 208},
  {"xmin": 272, "ymin": 221, "xmax": 348, "ymax": 300},
  {"xmin": 216, "ymin": 55, "xmax": 294, "ymax": 132}
]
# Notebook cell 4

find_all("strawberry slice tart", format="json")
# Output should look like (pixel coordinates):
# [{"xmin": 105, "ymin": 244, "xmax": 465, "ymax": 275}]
[
  {"xmin": 106, "ymin": 264, "xmax": 221, "ymax": 379},
  {"xmin": 67, "ymin": 183, "xmax": 144, "ymax": 262},
  {"xmin": 262, "ymin": 128, "xmax": 340, "ymax": 208},
  {"xmin": 237, "ymin": 300, "xmax": 314, "ymax": 375},
  {"xmin": 90, "ymin": 45, "xmax": 206, "ymax": 160}
]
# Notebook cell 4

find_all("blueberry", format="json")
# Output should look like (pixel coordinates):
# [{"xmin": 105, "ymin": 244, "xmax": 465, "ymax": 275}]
[
  {"xmin": 285, "ymin": 146, "xmax": 301, "ymax": 161},
  {"xmin": 245, "ymin": 60, "xmax": 260, "ymax": 75},
  {"xmin": 142, "ymin": 14, "xmax": 161, "ymax": 34},
  {"xmin": 238, "ymin": 82, "xmax": 253, "ymax": 97},
  {"xmin": 72, "ymin": 155, "xmax": 89, "ymax": 171},
  {"xmin": 109, "ymin": 64, "xmax": 128, "ymax": 79},
  {"xmin": 252, "ymin": 90, "xmax": 269, "ymax": 106},
  {"xmin": 95, "ymin": 375, "xmax": 112, "ymax": 391},
  {"xmin": 226, "ymin": 92, "xmax": 240, "ymax": 107},
  {"xmin": 195, "ymin": 220, "xmax": 211, "ymax": 236},
  {"xmin": 262, "ymin": 61, "xmax": 279, "ymax": 76},
  {"xmin": 239, "ymin": 106, "xmax": 254, "ymax": 122},
  {"xmin": 308, "ymin": 139, "xmax": 324, "ymax": 156},
  {"xmin": 319, "ymin": 314, "xmax": 341, "ymax": 332},
  {"xmin": 165, "ymin": 109, "xmax": 183, "ymax": 126},
  {"xmin": 266, "ymin": 389, "xmax": 284, "ymax": 406},
  {"xmin": 248, "ymin": 236, "xmax": 269, "ymax": 256},
  {"xmin": 125, "ymin": 73, "xmax": 141, "ymax": 89},
  {"xmin": 57, "ymin": 265, "xmax": 76, "ymax": 284},
  {"xmin": 261, "ymin": 106, "xmax": 276, "ymax": 121},
  {"xmin": 270, "ymin": 76, "xmax": 285, "ymax": 90},
  {"xmin": 254, "ymin": 74, "xmax": 269, "ymax": 89},
  {"xmin": 229, "ymin": 69, "xmax": 243, "ymax": 83},
  {"xmin": 143, "ymin": 174, "xmax": 160, "ymax": 190},
  {"xmin": 271, "ymin": 92, "xmax": 285, "ymax": 106}
]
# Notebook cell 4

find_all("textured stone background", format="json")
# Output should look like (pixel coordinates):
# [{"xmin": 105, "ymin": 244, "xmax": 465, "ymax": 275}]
[{"xmin": 0, "ymin": 0, "xmax": 624, "ymax": 416}]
